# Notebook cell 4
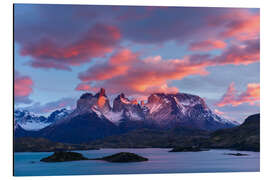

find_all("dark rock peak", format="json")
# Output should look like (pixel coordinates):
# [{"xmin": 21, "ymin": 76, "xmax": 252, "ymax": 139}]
[
  {"xmin": 97, "ymin": 152, "xmax": 148, "ymax": 162},
  {"xmin": 119, "ymin": 93, "xmax": 125, "ymax": 98},
  {"xmin": 95, "ymin": 88, "xmax": 106, "ymax": 97},
  {"xmin": 100, "ymin": 88, "xmax": 106, "ymax": 96},
  {"xmin": 115, "ymin": 93, "xmax": 126, "ymax": 100},
  {"xmin": 80, "ymin": 93, "xmax": 93, "ymax": 99}
]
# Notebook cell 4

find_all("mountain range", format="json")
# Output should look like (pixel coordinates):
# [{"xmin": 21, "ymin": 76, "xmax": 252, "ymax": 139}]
[
  {"xmin": 14, "ymin": 108, "xmax": 71, "ymax": 131},
  {"xmin": 14, "ymin": 88, "xmax": 238, "ymax": 144},
  {"xmin": 14, "ymin": 114, "xmax": 260, "ymax": 152}
]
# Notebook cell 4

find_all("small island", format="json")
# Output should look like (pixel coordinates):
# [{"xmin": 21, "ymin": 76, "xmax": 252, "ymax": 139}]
[
  {"xmin": 94, "ymin": 152, "xmax": 148, "ymax": 163},
  {"xmin": 224, "ymin": 153, "xmax": 249, "ymax": 156},
  {"xmin": 169, "ymin": 146, "xmax": 209, "ymax": 152},
  {"xmin": 40, "ymin": 151, "xmax": 89, "ymax": 162},
  {"xmin": 40, "ymin": 151, "xmax": 148, "ymax": 163}
]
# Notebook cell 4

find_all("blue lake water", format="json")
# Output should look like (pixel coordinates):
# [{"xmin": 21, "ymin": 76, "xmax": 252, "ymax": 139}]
[{"xmin": 14, "ymin": 148, "xmax": 260, "ymax": 176}]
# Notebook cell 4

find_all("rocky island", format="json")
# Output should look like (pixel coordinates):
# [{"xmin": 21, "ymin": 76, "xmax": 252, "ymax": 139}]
[
  {"xmin": 224, "ymin": 153, "xmax": 249, "ymax": 156},
  {"xmin": 40, "ymin": 151, "xmax": 89, "ymax": 162},
  {"xmin": 40, "ymin": 151, "xmax": 148, "ymax": 163},
  {"xmin": 169, "ymin": 146, "xmax": 209, "ymax": 152},
  {"xmin": 94, "ymin": 152, "xmax": 148, "ymax": 162}
]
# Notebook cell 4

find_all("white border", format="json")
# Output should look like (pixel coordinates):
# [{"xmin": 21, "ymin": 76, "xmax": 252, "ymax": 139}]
[{"xmin": 1, "ymin": 0, "xmax": 270, "ymax": 180}]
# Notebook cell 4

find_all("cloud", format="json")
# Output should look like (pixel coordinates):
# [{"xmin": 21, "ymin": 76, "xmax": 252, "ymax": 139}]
[
  {"xmin": 76, "ymin": 49, "xmax": 210, "ymax": 96},
  {"xmin": 15, "ymin": 5, "xmax": 259, "ymax": 54},
  {"xmin": 213, "ymin": 39, "xmax": 260, "ymax": 65},
  {"xmin": 78, "ymin": 49, "xmax": 138, "ymax": 82},
  {"xmin": 76, "ymin": 36, "xmax": 259, "ymax": 97},
  {"xmin": 19, "ymin": 24, "xmax": 121, "ymax": 70},
  {"xmin": 14, "ymin": 71, "xmax": 33, "ymax": 104},
  {"xmin": 189, "ymin": 40, "xmax": 227, "ymax": 51},
  {"xmin": 75, "ymin": 83, "xmax": 99, "ymax": 92},
  {"xmin": 208, "ymin": 10, "xmax": 259, "ymax": 41},
  {"xmin": 216, "ymin": 82, "xmax": 260, "ymax": 107},
  {"xmin": 15, "ymin": 5, "xmax": 259, "ymax": 77},
  {"xmin": 23, "ymin": 97, "xmax": 76, "ymax": 114}
]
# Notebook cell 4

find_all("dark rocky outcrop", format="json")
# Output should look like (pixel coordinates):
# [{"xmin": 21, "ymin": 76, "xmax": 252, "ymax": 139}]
[
  {"xmin": 224, "ymin": 153, "xmax": 249, "ymax": 156},
  {"xmin": 169, "ymin": 146, "xmax": 209, "ymax": 152},
  {"xmin": 40, "ymin": 151, "xmax": 89, "ymax": 162},
  {"xmin": 95, "ymin": 152, "xmax": 148, "ymax": 162}
]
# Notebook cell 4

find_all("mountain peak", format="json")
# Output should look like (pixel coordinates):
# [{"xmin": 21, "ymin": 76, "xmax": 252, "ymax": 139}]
[
  {"xmin": 99, "ymin": 88, "xmax": 106, "ymax": 96},
  {"xmin": 119, "ymin": 93, "xmax": 125, "ymax": 98},
  {"xmin": 80, "ymin": 93, "xmax": 93, "ymax": 99}
]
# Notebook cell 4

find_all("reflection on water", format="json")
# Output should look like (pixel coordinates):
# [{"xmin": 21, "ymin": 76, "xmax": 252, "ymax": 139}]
[{"xmin": 14, "ymin": 148, "xmax": 260, "ymax": 176}]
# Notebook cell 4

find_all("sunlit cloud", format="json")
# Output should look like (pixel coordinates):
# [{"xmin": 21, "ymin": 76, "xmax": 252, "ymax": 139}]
[
  {"xmin": 189, "ymin": 40, "xmax": 227, "ymax": 51},
  {"xmin": 14, "ymin": 71, "xmax": 33, "ymax": 104},
  {"xmin": 216, "ymin": 82, "xmax": 260, "ymax": 107},
  {"xmin": 20, "ymin": 24, "xmax": 121, "ymax": 70}
]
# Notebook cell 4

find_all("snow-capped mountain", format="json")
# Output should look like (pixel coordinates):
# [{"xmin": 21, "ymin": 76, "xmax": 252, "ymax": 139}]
[
  {"xmin": 15, "ymin": 88, "xmax": 238, "ymax": 143},
  {"xmin": 37, "ymin": 89, "xmax": 120, "ymax": 143},
  {"xmin": 112, "ymin": 93, "xmax": 144, "ymax": 122},
  {"xmin": 47, "ymin": 108, "xmax": 71, "ymax": 123},
  {"xmin": 14, "ymin": 110, "xmax": 49, "ymax": 131},
  {"xmin": 143, "ymin": 93, "xmax": 237, "ymax": 130},
  {"xmin": 14, "ymin": 108, "xmax": 71, "ymax": 131}
]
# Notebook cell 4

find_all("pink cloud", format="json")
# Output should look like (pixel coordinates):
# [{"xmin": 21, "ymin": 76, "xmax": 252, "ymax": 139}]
[
  {"xmin": 14, "ymin": 71, "xmax": 33, "ymax": 104},
  {"xmin": 216, "ymin": 82, "xmax": 260, "ymax": 107},
  {"xmin": 208, "ymin": 10, "xmax": 259, "ymax": 41},
  {"xmin": 214, "ymin": 39, "xmax": 260, "ymax": 66},
  {"xmin": 75, "ymin": 83, "xmax": 99, "ymax": 92},
  {"xmin": 189, "ymin": 40, "xmax": 227, "ymax": 51},
  {"xmin": 78, "ymin": 49, "xmax": 138, "ymax": 82},
  {"xmin": 20, "ymin": 24, "xmax": 121, "ymax": 70},
  {"xmin": 76, "ymin": 37, "xmax": 259, "ymax": 97},
  {"xmin": 77, "ymin": 52, "xmax": 210, "ymax": 96}
]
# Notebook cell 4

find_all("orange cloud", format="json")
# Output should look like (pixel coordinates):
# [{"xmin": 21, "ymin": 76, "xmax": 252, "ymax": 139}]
[
  {"xmin": 216, "ymin": 82, "xmax": 260, "ymax": 107},
  {"xmin": 76, "ymin": 37, "xmax": 259, "ymax": 97},
  {"xmin": 189, "ymin": 40, "xmax": 227, "ymax": 51},
  {"xmin": 75, "ymin": 83, "xmax": 92, "ymax": 91},
  {"xmin": 79, "ymin": 49, "xmax": 137, "ymax": 82}
]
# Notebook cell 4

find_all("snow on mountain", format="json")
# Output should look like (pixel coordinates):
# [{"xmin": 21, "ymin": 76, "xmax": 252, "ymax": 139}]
[
  {"xmin": 142, "ymin": 93, "xmax": 237, "ymax": 130},
  {"xmin": 15, "ymin": 88, "xmax": 237, "ymax": 133},
  {"xmin": 147, "ymin": 103, "xmax": 163, "ymax": 114},
  {"xmin": 120, "ymin": 96, "xmax": 131, "ymax": 104},
  {"xmin": 112, "ymin": 93, "xmax": 144, "ymax": 122},
  {"xmin": 47, "ymin": 108, "xmax": 71, "ymax": 123},
  {"xmin": 14, "ymin": 108, "xmax": 71, "ymax": 131},
  {"xmin": 67, "ymin": 89, "xmax": 236, "ymax": 130},
  {"xmin": 103, "ymin": 111, "xmax": 123, "ymax": 125}
]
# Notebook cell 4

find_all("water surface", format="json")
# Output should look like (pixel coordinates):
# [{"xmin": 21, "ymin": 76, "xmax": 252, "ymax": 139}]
[{"xmin": 14, "ymin": 148, "xmax": 260, "ymax": 176}]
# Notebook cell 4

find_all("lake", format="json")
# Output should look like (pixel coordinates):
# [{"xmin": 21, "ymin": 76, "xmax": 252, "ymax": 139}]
[{"xmin": 14, "ymin": 148, "xmax": 260, "ymax": 176}]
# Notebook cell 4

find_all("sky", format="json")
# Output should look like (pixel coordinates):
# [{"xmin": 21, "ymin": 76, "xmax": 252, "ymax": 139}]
[{"xmin": 14, "ymin": 4, "xmax": 260, "ymax": 122}]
